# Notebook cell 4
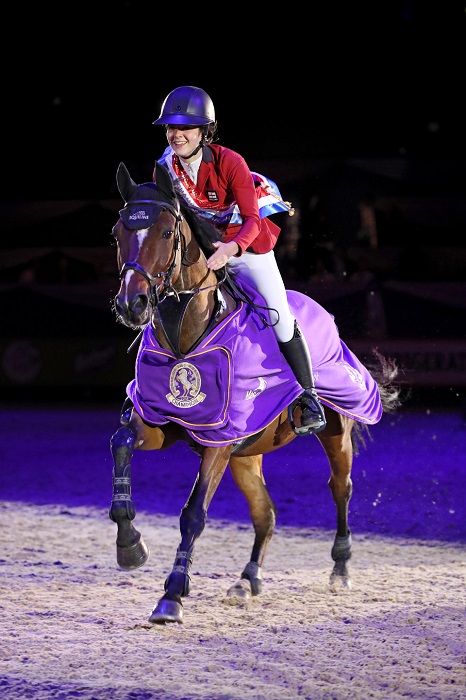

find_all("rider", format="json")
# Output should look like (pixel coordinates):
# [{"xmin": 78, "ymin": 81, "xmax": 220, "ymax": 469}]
[{"xmin": 152, "ymin": 85, "xmax": 326, "ymax": 435}]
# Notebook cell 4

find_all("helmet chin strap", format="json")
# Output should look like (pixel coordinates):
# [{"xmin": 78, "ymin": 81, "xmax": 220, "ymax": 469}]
[
  {"xmin": 184, "ymin": 126, "xmax": 208, "ymax": 159},
  {"xmin": 185, "ymin": 141, "xmax": 203, "ymax": 159}
]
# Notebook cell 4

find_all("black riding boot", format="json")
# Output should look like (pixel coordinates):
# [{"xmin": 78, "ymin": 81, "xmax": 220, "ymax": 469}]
[{"xmin": 278, "ymin": 321, "xmax": 326, "ymax": 436}]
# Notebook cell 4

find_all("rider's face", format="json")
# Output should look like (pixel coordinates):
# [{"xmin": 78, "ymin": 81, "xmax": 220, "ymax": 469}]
[{"xmin": 166, "ymin": 125, "xmax": 202, "ymax": 162}]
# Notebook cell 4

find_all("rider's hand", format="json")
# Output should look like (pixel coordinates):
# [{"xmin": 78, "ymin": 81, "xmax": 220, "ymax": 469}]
[{"xmin": 206, "ymin": 241, "xmax": 239, "ymax": 270}]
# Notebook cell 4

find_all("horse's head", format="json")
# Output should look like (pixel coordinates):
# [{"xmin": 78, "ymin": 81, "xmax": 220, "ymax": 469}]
[{"xmin": 112, "ymin": 162, "xmax": 197, "ymax": 329}]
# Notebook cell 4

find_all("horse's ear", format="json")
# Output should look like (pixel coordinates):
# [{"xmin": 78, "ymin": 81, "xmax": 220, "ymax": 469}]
[
  {"xmin": 116, "ymin": 162, "xmax": 138, "ymax": 202},
  {"xmin": 154, "ymin": 162, "xmax": 176, "ymax": 201}
]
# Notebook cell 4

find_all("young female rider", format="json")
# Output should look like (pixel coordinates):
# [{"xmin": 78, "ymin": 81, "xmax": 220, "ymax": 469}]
[{"xmin": 152, "ymin": 85, "xmax": 326, "ymax": 435}]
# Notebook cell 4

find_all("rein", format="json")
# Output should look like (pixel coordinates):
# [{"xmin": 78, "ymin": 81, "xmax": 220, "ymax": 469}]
[{"xmin": 119, "ymin": 231, "xmax": 224, "ymax": 304}]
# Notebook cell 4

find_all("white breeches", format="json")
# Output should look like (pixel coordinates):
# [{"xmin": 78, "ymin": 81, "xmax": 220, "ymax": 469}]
[{"xmin": 227, "ymin": 250, "xmax": 296, "ymax": 343}]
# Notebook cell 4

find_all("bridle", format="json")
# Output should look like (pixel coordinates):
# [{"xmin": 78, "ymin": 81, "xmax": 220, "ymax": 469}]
[
  {"xmin": 118, "ymin": 196, "xmax": 228, "ymax": 356},
  {"xmin": 119, "ymin": 197, "xmax": 225, "ymax": 304},
  {"xmin": 118, "ymin": 198, "xmax": 188, "ymax": 306}
]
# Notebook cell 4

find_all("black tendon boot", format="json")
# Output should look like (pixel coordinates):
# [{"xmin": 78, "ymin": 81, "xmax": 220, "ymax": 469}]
[
  {"xmin": 120, "ymin": 396, "xmax": 134, "ymax": 425},
  {"xmin": 278, "ymin": 321, "xmax": 326, "ymax": 436}
]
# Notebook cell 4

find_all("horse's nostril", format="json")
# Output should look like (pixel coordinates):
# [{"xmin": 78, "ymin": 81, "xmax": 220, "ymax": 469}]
[
  {"xmin": 116, "ymin": 293, "xmax": 149, "ymax": 318},
  {"xmin": 132, "ymin": 295, "xmax": 149, "ymax": 314}
]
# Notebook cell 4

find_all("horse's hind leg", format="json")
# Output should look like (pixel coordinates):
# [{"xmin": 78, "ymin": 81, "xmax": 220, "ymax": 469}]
[
  {"xmin": 226, "ymin": 454, "xmax": 276, "ymax": 599},
  {"xmin": 109, "ymin": 418, "xmax": 149, "ymax": 570},
  {"xmin": 316, "ymin": 409, "xmax": 354, "ymax": 591},
  {"xmin": 149, "ymin": 446, "xmax": 232, "ymax": 625}
]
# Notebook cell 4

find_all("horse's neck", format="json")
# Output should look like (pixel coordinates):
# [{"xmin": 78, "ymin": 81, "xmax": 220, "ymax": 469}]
[{"xmin": 152, "ymin": 238, "xmax": 235, "ymax": 357}]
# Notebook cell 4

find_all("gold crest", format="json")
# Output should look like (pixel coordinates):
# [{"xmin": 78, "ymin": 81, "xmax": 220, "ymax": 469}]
[{"xmin": 166, "ymin": 362, "xmax": 206, "ymax": 408}]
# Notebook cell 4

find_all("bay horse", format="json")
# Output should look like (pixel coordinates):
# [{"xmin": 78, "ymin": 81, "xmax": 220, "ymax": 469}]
[{"xmin": 109, "ymin": 161, "xmax": 401, "ymax": 625}]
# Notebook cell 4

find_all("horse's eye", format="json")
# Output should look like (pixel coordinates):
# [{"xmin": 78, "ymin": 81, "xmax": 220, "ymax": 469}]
[{"xmin": 163, "ymin": 229, "xmax": 174, "ymax": 239}]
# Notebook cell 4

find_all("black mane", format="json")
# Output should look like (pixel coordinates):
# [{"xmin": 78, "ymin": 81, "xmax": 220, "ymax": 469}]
[{"xmin": 178, "ymin": 200, "xmax": 223, "ymax": 259}]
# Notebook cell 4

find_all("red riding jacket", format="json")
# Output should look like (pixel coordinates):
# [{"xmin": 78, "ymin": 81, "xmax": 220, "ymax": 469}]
[{"xmin": 154, "ymin": 144, "xmax": 280, "ymax": 255}]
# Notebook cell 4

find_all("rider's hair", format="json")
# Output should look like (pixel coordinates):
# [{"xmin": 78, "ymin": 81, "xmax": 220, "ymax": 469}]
[{"xmin": 204, "ymin": 122, "xmax": 218, "ymax": 144}]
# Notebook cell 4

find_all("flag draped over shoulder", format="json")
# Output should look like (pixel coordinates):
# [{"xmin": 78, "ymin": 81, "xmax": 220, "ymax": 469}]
[
  {"xmin": 157, "ymin": 147, "xmax": 293, "ymax": 224},
  {"xmin": 251, "ymin": 172, "xmax": 294, "ymax": 218}
]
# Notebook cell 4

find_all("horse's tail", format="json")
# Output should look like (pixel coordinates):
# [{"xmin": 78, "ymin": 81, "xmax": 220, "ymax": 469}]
[
  {"xmin": 352, "ymin": 347, "xmax": 404, "ymax": 455},
  {"xmin": 369, "ymin": 346, "xmax": 404, "ymax": 415}
]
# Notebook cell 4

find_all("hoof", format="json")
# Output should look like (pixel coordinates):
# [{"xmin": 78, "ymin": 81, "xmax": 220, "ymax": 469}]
[
  {"xmin": 226, "ymin": 579, "xmax": 252, "ymax": 599},
  {"xmin": 148, "ymin": 599, "xmax": 183, "ymax": 624},
  {"xmin": 329, "ymin": 574, "xmax": 352, "ymax": 593},
  {"xmin": 117, "ymin": 538, "xmax": 150, "ymax": 570},
  {"xmin": 329, "ymin": 562, "xmax": 352, "ymax": 592}
]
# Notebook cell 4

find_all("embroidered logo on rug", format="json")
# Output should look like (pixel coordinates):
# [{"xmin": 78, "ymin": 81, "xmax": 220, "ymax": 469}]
[
  {"xmin": 207, "ymin": 190, "xmax": 219, "ymax": 202},
  {"xmin": 166, "ymin": 362, "xmax": 207, "ymax": 408},
  {"xmin": 245, "ymin": 377, "xmax": 267, "ymax": 400},
  {"xmin": 338, "ymin": 361, "xmax": 366, "ymax": 390}
]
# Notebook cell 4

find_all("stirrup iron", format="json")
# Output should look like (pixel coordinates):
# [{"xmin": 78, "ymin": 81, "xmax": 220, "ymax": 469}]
[{"xmin": 289, "ymin": 390, "xmax": 326, "ymax": 436}]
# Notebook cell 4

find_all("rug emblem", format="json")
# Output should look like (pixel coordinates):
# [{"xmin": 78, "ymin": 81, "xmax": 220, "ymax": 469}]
[
  {"xmin": 166, "ymin": 362, "xmax": 206, "ymax": 408},
  {"xmin": 245, "ymin": 376, "xmax": 267, "ymax": 400},
  {"xmin": 338, "ymin": 361, "xmax": 366, "ymax": 390}
]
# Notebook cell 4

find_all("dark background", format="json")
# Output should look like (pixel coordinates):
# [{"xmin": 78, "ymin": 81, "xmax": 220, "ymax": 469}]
[
  {"xmin": 4, "ymin": 1, "xmax": 465, "ymax": 201},
  {"xmin": 1, "ymin": 1, "xmax": 465, "ymax": 408}
]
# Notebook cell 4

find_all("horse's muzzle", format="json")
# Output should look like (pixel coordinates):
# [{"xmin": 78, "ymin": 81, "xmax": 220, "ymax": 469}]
[{"xmin": 114, "ymin": 292, "xmax": 151, "ymax": 329}]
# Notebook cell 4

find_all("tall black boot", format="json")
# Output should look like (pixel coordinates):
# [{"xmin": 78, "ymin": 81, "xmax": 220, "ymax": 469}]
[{"xmin": 278, "ymin": 321, "xmax": 326, "ymax": 436}]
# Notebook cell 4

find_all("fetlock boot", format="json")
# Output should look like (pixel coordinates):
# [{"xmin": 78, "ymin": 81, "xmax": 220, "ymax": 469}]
[
  {"xmin": 278, "ymin": 321, "xmax": 326, "ymax": 436},
  {"xmin": 120, "ymin": 396, "xmax": 134, "ymax": 425}
]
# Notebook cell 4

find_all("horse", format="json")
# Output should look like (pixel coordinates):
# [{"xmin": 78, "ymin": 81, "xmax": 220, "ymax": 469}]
[{"xmin": 109, "ymin": 161, "xmax": 401, "ymax": 625}]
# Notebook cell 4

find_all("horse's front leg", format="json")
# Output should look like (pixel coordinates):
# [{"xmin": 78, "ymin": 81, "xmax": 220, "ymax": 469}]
[
  {"xmin": 226, "ymin": 454, "xmax": 277, "ymax": 599},
  {"xmin": 149, "ymin": 445, "xmax": 233, "ymax": 625},
  {"xmin": 316, "ymin": 409, "xmax": 354, "ymax": 591},
  {"xmin": 109, "ymin": 410, "xmax": 164, "ymax": 570}
]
